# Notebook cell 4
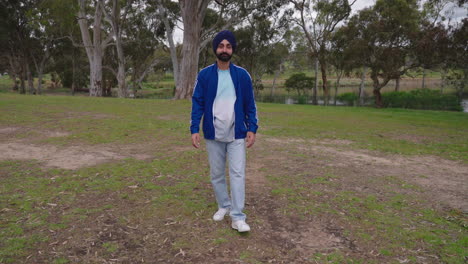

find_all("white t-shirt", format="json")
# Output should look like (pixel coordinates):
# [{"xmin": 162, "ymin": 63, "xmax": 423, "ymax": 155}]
[{"xmin": 212, "ymin": 69, "xmax": 236, "ymax": 142}]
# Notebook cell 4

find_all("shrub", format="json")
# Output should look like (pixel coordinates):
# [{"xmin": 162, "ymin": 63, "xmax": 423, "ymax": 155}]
[
  {"xmin": 297, "ymin": 95, "xmax": 307, "ymax": 104},
  {"xmin": 337, "ymin": 92, "xmax": 359, "ymax": 106},
  {"xmin": 285, "ymin": 73, "xmax": 315, "ymax": 96},
  {"xmin": 382, "ymin": 89, "xmax": 462, "ymax": 111}
]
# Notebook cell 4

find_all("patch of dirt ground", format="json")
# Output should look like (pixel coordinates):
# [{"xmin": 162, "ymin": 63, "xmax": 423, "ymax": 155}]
[
  {"xmin": 262, "ymin": 136, "xmax": 468, "ymax": 212},
  {"xmin": 0, "ymin": 126, "xmax": 155, "ymax": 169},
  {"xmin": 2, "ymin": 126, "xmax": 467, "ymax": 263}
]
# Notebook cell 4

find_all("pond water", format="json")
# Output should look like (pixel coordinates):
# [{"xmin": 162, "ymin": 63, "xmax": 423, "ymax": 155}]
[{"xmin": 270, "ymin": 97, "xmax": 468, "ymax": 113}]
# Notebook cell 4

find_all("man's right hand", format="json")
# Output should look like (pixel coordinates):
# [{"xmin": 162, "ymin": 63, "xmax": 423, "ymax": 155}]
[{"xmin": 191, "ymin": 133, "xmax": 200, "ymax": 148}]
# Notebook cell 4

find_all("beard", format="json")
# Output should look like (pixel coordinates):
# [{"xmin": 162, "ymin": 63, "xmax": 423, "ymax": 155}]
[{"xmin": 216, "ymin": 52, "xmax": 232, "ymax": 62}]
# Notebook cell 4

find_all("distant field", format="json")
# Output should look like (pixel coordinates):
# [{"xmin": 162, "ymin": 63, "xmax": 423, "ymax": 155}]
[{"xmin": 0, "ymin": 93, "xmax": 467, "ymax": 263}]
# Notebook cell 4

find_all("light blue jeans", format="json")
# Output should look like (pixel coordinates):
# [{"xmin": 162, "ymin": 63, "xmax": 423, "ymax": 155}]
[{"xmin": 205, "ymin": 139, "xmax": 246, "ymax": 221}]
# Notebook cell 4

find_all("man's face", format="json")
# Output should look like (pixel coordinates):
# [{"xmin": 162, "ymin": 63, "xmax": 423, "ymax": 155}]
[{"xmin": 216, "ymin": 39, "xmax": 233, "ymax": 62}]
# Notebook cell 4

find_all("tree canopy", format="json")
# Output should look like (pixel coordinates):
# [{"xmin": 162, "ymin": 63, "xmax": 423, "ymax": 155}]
[{"xmin": 0, "ymin": 0, "xmax": 465, "ymax": 106}]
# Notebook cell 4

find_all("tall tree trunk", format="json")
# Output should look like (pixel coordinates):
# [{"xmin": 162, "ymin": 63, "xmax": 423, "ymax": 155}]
[
  {"xmin": 104, "ymin": 0, "xmax": 129, "ymax": 98},
  {"xmin": 320, "ymin": 59, "xmax": 329, "ymax": 106},
  {"xmin": 313, "ymin": 57, "xmax": 319, "ymax": 105},
  {"xmin": 71, "ymin": 50, "xmax": 76, "ymax": 96},
  {"xmin": 90, "ymin": 58, "xmax": 103, "ymax": 96},
  {"xmin": 19, "ymin": 64, "xmax": 26, "ymax": 94},
  {"xmin": 78, "ymin": 0, "xmax": 107, "ymax": 97},
  {"xmin": 158, "ymin": 1, "xmax": 180, "ymax": 89},
  {"xmin": 37, "ymin": 73, "xmax": 43, "ymax": 95},
  {"xmin": 26, "ymin": 62, "xmax": 35, "ymax": 94},
  {"xmin": 422, "ymin": 68, "xmax": 426, "ymax": 89},
  {"xmin": 271, "ymin": 62, "xmax": 282, "ymax": 97},
  {"xmin": 395, "ymin": 77, "xmax": 400, "ymax": 91},
  {"xmin": 359, "ymin": 66, "xmax": 367, "ymax": 106},
  {"xmin": 116, "ymin": 39, "xmax": 127, "ymax": 98},
  {"xmin": 371, "ymin": 72, "xmax": 391, "ymax": 108},
  {"xmin": 135, "ymin": 58, "xmax": 162, "ymax": 94},
  {"xmin": 33, "ymin": 51, "xmax": 48, "ymax": 95},
  {"xmin": 373, "ymin": 88, "xmax": 382, "ymax": 108},
  {"xmin": 8, "ymin": 56, "xmax": 19, "ymax": 91},
  {"xmin": 175, "ymin": 0, "xmax": 210, "ymax": 99}
]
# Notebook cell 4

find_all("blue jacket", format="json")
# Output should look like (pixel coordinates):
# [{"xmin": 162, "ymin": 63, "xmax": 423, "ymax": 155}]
[{"xmin": 190, "ymin": 62, "xmax": 258, "ymax": 139}]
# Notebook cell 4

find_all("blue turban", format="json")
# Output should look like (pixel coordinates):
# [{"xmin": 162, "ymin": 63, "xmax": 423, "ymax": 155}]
[{"xmin": 212, "ymin": 30, "xmax": 237, "ymax": 54}]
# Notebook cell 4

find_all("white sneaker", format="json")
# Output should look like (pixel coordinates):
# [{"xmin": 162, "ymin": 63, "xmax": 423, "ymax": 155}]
[
  {"xmin": 232, "ymin": 220, "xmax": 251, "ymax": 232},
  {"xmin": 213, "ymin": 208, "xmax": 229, "ymax": 221}
]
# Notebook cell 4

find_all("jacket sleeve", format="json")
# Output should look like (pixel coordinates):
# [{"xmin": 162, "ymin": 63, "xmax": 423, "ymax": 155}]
[
  {"xmin": 244, "ymin": 73, "xmax": 258, "ymax": 133},
  {"xmin": 190, "ymin": 77, "xmax": 204, "ymax": 134}
]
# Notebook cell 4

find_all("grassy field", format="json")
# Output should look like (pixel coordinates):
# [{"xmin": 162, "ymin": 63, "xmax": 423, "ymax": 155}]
[{"xmin": 0, "ymin": 93, "xmax": 467, "ymax": 263}]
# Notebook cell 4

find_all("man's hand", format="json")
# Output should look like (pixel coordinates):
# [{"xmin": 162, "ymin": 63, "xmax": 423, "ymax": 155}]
[
  {"xmin": 191, "ymin": 133, "xmax": 201, "ymax": 148},
  {"xmin": 246, "ymin": 131, "xmax": 256, "ymax": 148}
]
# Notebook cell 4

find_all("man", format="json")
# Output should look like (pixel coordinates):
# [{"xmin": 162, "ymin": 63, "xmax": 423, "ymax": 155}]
[{"xmin": 190, "ymin": 30, "xmax": 258, "ymax": 232}]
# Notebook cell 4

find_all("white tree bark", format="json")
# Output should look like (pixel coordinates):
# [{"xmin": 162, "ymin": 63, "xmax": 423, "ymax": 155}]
[
  {"xmin": 157, "ymin": 1, "xmax": 180, "ymax": 89},
  {"xmin": 31, "ymin": 48, "xmax": 50, "ymax": 95},
  {"xmin": 102, "ymin": 0, "xmax": 131, "ymax": 98},
  {"xmin": 77, "ymin": 0, "xmax": 111, "ymax": 97},
  {"xmin": 175, "ymin": 0, "xmax": 211, "ymax": 100}
]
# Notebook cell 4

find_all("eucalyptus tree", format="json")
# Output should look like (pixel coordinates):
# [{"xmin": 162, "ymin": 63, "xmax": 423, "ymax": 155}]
[
  {"xmin": 159, "ymin": 0, "xmax": 288, "ymax": 99},
  {"xmin": 333, "ymin": 19, "xmax": 369, "ymax": 105},
  {"xmin": 26, "ymin": 1, "xmax": 68, "ymax": 95},
  {"xmin": 154, "ymin": 0, "xmax": 181, "ymax": 89},
  {"xmin": 124, "ymin": 2, "xmax": 169, "ymax": 95},
  {"xmin": 413, "ymin": 22, "xmax": 450, "ymax": 90},
  {"xmin": 76, "ymin": 0, "xmax": 114, "ymax": 96},
  {"xmin": 287, "ymin": 26, "xmax": 312, "ymax": 73},
  {"xmin": 153, "ymin": 0, "xmax": 226, "ymax": 92},
  {"xmin": 329, "ymin": 26, "xmax": 354, "ymax": 105},
  {"xmin": 0, "ymin": 1, "xmax": 20, "ymax": 91},
  {"xmin": 234, "ymin": 1, "xmax": 291, "ymax": 96},
  {"xmin": 446, "ymin": 18, "xmax": 467, "ymax": 99},
  {"xmin": 50, "ymin": 39, "xmax": 89, "ymax": 94},
  {"xmin": 173, "ymin": 0, "xmax": 211, "ymax": 99},
  {"xmin": 100, "ymin": 0, "xmax": 133, "ymax": 97},
  {"xmin": 40, "ymin": 0, "xmax": 89, "ymax": 94},
  {"xmin": 417, "ymin": 0, "xmax": 453, "ymax": 89},
  {"xmin": 421, "ymin": 0, "xmax": 466, "ymax": 92},
  {"xmin": 270, "ymin": 42, "xmax": 290, "ymax": 97},
  {"xmin": 76, "ymin": 0, "xmax": 153, "ymax": 98},
  {"xmin": 289, "ymin": 0, "xmax": 356, "ymax": 105},
  {"xmin": 345, "ymin": 0, "xmax": 421, "ymax": 107},
  {"xmin": 0, "ymin": 0, "xmax": 37, "ymax": 94}
]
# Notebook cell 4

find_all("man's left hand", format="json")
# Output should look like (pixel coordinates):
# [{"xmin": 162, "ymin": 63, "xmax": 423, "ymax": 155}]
[{"xmin": 246, "ymin": 132, "xmax": 256, "ymax": 148}]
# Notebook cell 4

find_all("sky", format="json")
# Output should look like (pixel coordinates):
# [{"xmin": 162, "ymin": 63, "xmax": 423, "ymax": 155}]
[
  {"xmin": 351, "ymin": 0, "xmax": 375, "ymax": 14},
  {"xmin": 351, "ymin": 0, "xmax": 468, "ymax": 22}
]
